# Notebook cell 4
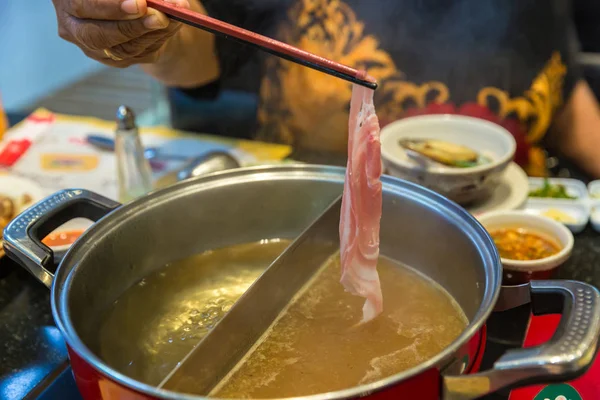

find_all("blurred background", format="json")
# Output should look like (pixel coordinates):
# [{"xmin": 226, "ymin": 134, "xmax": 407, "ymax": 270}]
[
  {"xmin": 1, "ymin": 1, "xmax": 599, "ymax": 128},
  {"xmin": 0, "ymin": 1, "xmax": 166, "ymax": 126}
]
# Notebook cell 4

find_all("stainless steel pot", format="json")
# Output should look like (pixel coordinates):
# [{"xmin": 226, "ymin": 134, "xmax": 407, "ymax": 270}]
[{"xmin": 3, "ymin": 164, "xmax": 600, "ymax": 400}]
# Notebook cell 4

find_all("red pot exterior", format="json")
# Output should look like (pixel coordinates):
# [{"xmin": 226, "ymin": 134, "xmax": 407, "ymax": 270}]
[
  {"xmin": 68, "ymin": 327, "xmax": 487, "ymax": 400},
  {"xmin": 503, "ymin": 268, "xmax": 555, "ymax": 285}
]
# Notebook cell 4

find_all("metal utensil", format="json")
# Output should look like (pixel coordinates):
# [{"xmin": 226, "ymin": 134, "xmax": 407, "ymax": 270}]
[
  {"xmin": 176, "ymin": 152, "xmax": 240, "ymax": 180},
  {"xmin": 86, "ymin": 134, "xmax": 189, "ymax": 162},
  {"xmin": 154, "ymin": 151, "xmax": 241, "ymax": 188},
  {"xmin": 146, "ymin": 0, "xmax": 376, "ymax": 90},
  {"xmin": 159, "ymin": 195, "xmax": 343, "ymax": 395}
]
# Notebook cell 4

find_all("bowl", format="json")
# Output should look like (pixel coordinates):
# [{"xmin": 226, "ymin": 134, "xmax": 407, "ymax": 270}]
[
  {"xmin": 380, "ymin": 115, "xmax": 516, "ymax": 205},
  {"xmin": 477, "ymin": 210, "xmax": 574, "ymax": 285},
  {"xmin": 42, "ymin": 218, "xmax": 91, "ymax": 255},
  {"xmin": 523, "ymin": 200, "xmax": 589, "ymax": 234}
]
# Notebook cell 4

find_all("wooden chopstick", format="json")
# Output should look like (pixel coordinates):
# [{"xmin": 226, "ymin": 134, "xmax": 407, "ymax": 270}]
[{"xmin": 146, "ymin": 0, "xmax": 377, "ymax": 90}]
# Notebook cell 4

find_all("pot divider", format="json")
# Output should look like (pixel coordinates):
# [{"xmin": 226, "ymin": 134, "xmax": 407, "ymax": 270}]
[{"xmin": 158, "ymin": 195, "xmax": 343, "ymax": 395}]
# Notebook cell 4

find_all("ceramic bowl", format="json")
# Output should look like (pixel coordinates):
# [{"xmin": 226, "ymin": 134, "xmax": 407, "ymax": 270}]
[
  {"xmin": 477, "ymin": 210, "xmax": 574, "ymax": 285},
  {"xmin": 380, "ymin": 115, "xmax": 516, "ymax": 205}
]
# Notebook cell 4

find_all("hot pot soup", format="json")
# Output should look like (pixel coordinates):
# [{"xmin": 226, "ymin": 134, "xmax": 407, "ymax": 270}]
[{"xmin": 97, "ymin": 239, "xmax": 467, "ymax": 397}]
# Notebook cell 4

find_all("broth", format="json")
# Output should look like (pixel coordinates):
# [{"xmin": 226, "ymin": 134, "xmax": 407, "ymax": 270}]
[
  {"xmin": 98, "ymin": 239, "xmax": 290, "ymax": 385},
  {"xmin": 212, "ymin": 254, "xmax": 467, "ymax": 398},
  {"xmin": 98, "ymin": 240, "xmax": 467, "ymax": 397}
]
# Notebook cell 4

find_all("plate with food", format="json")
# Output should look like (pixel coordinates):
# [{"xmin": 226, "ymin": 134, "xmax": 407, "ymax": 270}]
[
  {"xmin": 528, "ymin": 177, "xmax": 587, "ymax": 201},
  {"xmin": 0, "ymin": 174, "xmax": 47, "ymax": 257},
  {"xmin": 381, "ymin": 114, "xmax": 516, "ymax": 205},
  {"xmin": 523, "ymin": 200, "xmax": 589, "ymax": 234}
]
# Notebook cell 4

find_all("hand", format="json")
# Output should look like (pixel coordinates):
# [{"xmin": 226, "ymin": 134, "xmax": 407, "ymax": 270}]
[{"xmin": 52, "ymin": 0, "xmax": 189, "ymax": 67}]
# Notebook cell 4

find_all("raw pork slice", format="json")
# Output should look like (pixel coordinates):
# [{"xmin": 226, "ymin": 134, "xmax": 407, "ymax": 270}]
[{"xmin": 339, "ymin": 72, "xmax": 383, "ymax": 323}]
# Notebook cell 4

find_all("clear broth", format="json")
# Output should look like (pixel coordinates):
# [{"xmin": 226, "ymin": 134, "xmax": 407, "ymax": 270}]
[
  {"xmin": 98, "ymin": 239, "xmax": 290, "ymax": 386},
  {"xmin": 98, "ymin": 240, "xmax": 467, "ymax": 397}
]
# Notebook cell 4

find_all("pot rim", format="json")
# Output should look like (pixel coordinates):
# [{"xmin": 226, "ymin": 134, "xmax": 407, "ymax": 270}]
[{"xmin": 51, "ymin": 164, "xmax": 502, "ymax": 399}]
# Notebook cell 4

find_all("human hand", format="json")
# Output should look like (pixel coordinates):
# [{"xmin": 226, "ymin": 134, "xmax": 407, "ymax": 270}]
[{"xmin": 52, "ymin": 0, "xmax": 189, "ymax": 67}]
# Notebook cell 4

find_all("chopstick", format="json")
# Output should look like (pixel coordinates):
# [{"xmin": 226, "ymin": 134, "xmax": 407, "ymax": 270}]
[{"xmin": 146, "ymin": 0, "xmax": 377, "ymax": 90}]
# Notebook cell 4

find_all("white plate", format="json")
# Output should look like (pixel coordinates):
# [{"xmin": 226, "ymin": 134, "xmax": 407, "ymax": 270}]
[
  {"xmin": 467, "ymin": 162, "xmax": 528, "ymax": 216},
  {"xmin": 0, "ymin": 174, "xmax": 47, "ymax": 257},
  {"xmin": 528, "ymin": 177, "xmax": 588, "ymax": 202},
  {"xmin": 524, "ymin": 200, "xmax": 589, "ymax": 234},
  {"xmin": 0, "ymin": 174, "xmax": 47, "ymax": 213},
  {"xmin": 0, "ymin": 175, "xmax": 91, "ymax": 252}
]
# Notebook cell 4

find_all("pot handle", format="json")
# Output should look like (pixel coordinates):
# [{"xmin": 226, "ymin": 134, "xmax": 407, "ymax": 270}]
[
  {"xmin": 3, "ymin": 189, "xmax": 120, "ymax": 288},
  {"xmin": 443, "ymin": 280, "xmax": 600, "ymax": 400}
]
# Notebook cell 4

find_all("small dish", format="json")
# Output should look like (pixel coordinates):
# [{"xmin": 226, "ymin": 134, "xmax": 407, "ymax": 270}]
[
  {"xmin": 587, "ymin": 180, "xmax": 600, "ymax": 202},
  {"xmin": 590, "ymin": 207, "xmax": 600, "ymax": 233},
  {"xmin": 42, "ymin": 218, "xmax": 92, "ymax": 254},
  {"xmin": 528, "ymin": 177, "xmax": 588, "ymax": 202},
  {"xmin": 477, "ymin": 210, "xmax": 574, "ymax": 285},
  {"xmin": 523, "ymin": 200, "xmax": 589, "ymax": 234},
  {"xmin": 381, "ymin": 114, "xmax": 516, "ymax": 205}
]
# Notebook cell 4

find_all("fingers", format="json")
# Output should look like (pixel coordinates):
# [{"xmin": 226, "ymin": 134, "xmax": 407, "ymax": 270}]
[
  {"xmin": 62, "ymin": 8, "xmax": 175, "ymax": 51},
  {"xmin": 91, "ymin": 34, "xmax": 172, "ymax": 67},
  {"xmin": 53, "ymin": 0, "xmax": 190, "ymax": 67},
  {"xmin": 109, "ymin": 24, "xmax": 181, "ymax": 60},
  {"xmin": 63, "ymin": 0, "xmax": 147, "ymax": 21}
]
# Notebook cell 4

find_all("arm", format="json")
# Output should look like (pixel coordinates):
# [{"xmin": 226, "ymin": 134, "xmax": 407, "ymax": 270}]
[
  {"xmin": 52, "ymin": 0, "xmax": 220, "ymax": 88},
  {"xmin": 551, "ymin": 80, "xmax": 600, "ymax": 178},
  {"xmin": 140, "ymin": 0, "xmax": 221, "ymax": 88},
  {"xmin": 547, "ymin": 0, "xmax": 600, "ymax": 177}
]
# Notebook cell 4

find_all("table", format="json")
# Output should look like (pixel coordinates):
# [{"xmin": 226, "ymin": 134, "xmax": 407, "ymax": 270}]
[{"xmin": 1, "ymin": 115, "xmax": 598, "ymax": 399}]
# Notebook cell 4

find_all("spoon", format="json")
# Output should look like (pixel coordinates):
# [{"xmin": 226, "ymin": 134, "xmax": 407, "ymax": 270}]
[{"xmin": 154, "ymin": 151, "xmax": 241, "ymax": 188}]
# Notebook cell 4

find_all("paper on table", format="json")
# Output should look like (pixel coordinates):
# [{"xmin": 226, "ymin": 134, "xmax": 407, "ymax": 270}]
[{"xmin": 5, "ymin": 109, "xmax": 293, "ymax": 201}]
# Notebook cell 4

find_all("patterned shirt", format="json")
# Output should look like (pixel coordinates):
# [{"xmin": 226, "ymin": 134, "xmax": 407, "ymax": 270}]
[{"xmin": 177, "ymin": 0, "xmax": 588, "ymax": 175}]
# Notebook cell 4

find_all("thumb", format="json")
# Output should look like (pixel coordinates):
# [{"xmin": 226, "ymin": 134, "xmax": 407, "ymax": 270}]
[{"xmin": 66, "ymin": 0, "xmax": 148, "ymax": 20}]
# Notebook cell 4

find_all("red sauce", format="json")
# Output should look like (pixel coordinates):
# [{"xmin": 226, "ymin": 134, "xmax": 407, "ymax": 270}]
[
  {"xmin": 489, "ymin": 228, "xmax": 560, "ymax": 261},
  {"xmin": 42, "ymin": 229, "xmax": 84, "ymax": 247}
]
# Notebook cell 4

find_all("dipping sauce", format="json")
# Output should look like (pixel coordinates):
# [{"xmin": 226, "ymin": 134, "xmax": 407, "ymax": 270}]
[
  {"xmin": 490, "ymin": 228, "xmax": 561, "ymax": 261},
  {"xmin": 98, "ymin": 240, "xmax": 467, "ymax": 396},
  {"xmin": 42, "ymin": 229, "xmax": 84, "ymax": 247}
]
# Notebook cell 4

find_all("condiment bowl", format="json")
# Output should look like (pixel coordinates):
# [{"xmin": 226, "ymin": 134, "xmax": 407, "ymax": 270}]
[
  {"xmin": 380, "ymin": 115, "xmax": 516, "ymax": 205},
  {"xmin": 477, "ymin": 210, "xmax": 574, "ymax": 284}
]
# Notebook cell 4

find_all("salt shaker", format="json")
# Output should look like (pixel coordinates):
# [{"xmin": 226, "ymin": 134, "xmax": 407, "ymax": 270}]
[{"xmin": 115, "ymin": 105, "xmax": 153, "ymax": 203}]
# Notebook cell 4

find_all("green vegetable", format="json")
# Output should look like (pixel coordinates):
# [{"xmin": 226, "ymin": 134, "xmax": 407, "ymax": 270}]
[
  {"xmin": 452, "ymin": 156, "xmax": 492, "ymax": 168},
  {"xmin": 528, "ymin": 179, "xmax": 576, "ymax": 199},
  {"xmin": 452, "ymin": 160, "xmax": 478, "ymax": 168}
]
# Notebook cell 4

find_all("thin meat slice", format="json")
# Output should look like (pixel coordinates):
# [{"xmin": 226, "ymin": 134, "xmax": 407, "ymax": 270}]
[{"xmin": 339, "ymin": 73, "xmax": 383, "ymax": 323}]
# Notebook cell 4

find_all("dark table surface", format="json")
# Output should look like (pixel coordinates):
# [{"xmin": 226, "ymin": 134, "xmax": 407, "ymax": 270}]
[{"xmin": 1, "ymin": 114, "xmax": 598, "ymax": 399}]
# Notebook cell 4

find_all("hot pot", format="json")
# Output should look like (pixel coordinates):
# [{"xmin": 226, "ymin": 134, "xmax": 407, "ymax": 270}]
[{"xmin": 3, "ymin": 165, "xmax": 600, "ymax": 400}]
